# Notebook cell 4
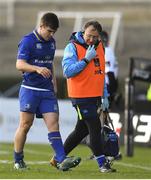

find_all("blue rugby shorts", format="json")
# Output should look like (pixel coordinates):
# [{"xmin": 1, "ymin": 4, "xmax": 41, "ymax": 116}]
[{"xmin": 19, "ymin": 87, "xmax": 59, "ymax": 118}]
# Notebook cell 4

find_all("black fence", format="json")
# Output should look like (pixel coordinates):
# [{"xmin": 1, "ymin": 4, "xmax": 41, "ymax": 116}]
[{"xmin": 124, "ymin": 57, "xmax": 151, "ymax": 156}]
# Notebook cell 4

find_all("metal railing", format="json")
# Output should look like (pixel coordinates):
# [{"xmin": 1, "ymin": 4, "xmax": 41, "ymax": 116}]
[
  {"xmin": 0, "ymin": 0, "xmax": 15, "ymax": 29},
  {"xmin": 37, "ymin": 11, "xmax": 123, "ymax": 53}
]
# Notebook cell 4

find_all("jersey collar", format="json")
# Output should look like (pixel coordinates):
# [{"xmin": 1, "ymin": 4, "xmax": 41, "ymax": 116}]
[{"xmin": 33, "ymin": 29, "xmax": 45, "ymax": 42}]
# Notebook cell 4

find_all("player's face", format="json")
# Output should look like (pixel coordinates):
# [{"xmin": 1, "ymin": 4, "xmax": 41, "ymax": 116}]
[
  {"xmin": 83, "ymin": 25, "xmax": 100, "ymax": 45},
  {"xmin": 40, "ymin": 25, "xmax": 57, "ymax": 41}
]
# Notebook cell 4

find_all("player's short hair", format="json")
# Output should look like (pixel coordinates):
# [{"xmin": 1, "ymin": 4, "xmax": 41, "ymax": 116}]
[
  {"xmin": 40, "ymin": 12, "xmax": 59, "ymax": 30},
  {"xmin": 83, "ymin": 20, "xmax": 102, "ymax": 33}
]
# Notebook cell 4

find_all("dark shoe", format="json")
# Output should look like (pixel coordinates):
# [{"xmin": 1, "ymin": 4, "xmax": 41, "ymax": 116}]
[
  {"xmin": 50, "ymin": 156, "xmax": 81, "ymax": 171},
  {"xmin": 106, "ymin": 152, "xmax": 122, "ymax": 166},
  {"xmin": 50, "ymin": 156, "xmax": 57, "ymax": 167},
  {"xmin": 114, "ymin": 152, "xmax": 122, "ymax": 160},
  {"xmin": 100, "ymin": 160, "xmax": 116, "ymax": 173},
  {"xmin": 14, "ymin": 160, "xmax": 27, "ymax": 170},
  {"xmin": 89, "ymin": 154, "xmax": 95, "ymax": 160}
]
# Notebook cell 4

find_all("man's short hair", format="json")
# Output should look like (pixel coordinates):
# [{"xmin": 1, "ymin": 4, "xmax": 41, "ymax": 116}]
[
  {"xmin": 84, "ymin": 20, "xmax": 102, "ymax": 33},
  {"xmin": 40, "ymin": 12, "xmax": 59, "ymax": 30}
]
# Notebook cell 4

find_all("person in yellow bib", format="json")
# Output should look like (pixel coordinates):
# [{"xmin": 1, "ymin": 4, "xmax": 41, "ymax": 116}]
[
  {"xmin": 146, "ymin": 84, "xmax": 151, "ymax": 101},
  {"xmin": 61, "ymin": 20, "xmax": 116, "ymax": 173}
]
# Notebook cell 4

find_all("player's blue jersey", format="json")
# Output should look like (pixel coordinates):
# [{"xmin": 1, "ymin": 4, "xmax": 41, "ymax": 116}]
[{"xmin": 17, "ymin": 30, "xmax": 56, "ymax": 91}]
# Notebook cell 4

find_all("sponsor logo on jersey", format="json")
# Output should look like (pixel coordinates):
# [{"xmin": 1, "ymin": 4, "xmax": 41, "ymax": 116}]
[
  {"xmin": 34, "ymin": 59, "xmax": 52, "ymax": 64},
  {"xmin": 36, "ymin": 43, "xmax": 42, "ymax": 49}
]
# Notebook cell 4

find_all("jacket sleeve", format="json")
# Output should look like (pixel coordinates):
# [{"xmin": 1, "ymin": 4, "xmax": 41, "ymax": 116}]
[
  {"xmin": 62, "ymin": 43, "xmax": 87, "ymax": 78},
  {"xmin": 105, "ymin": 46, "xmax": 118, "ymax": 77},
  {"xmin": 103, "ymin": 79, "xmax": 110, "ymax": 97}
]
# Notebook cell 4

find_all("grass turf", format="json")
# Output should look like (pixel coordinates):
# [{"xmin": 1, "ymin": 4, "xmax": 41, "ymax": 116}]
[{"xmin": 0, "ymin": 143, "xmax": 151, "ymax": 179}]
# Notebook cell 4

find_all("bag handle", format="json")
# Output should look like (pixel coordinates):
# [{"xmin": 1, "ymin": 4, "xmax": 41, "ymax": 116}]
[
  {"xmin": 105, "ymin": 110, "xmax": 115, "ymax": 131},
  {"xmin": 98, "ymin": 107, "xmax": 115, "ymax": 131},
  {"xmin": 98, "ymin": 108, "xmax": 115, "ymax": 131}
]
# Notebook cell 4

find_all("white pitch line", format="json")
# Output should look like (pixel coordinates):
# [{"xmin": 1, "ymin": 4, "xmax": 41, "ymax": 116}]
[
  {"xmin": 0, "ymin": 149, "xmax": 52, "ymax": 156},
  {"xmin": 115, "ymin": 161, "xmax": 151, "ymax": 171},
  {"xmin": 25, "ymin": 149, "xmax": 52, "ymax": 156},
  {"xmin": 0, "ymin": 150, "xmax": 10, "ymax": 155},
  {"xmin": 0, "ymin": 159, "xmax": 151, "ymax": 172},
  {"xmin": 0, "ymin": 160, "xmax": 48, "ymax": 165}
]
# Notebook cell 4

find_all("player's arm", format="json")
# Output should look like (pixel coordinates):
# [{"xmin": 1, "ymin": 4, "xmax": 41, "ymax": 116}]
[
  {"xmin": 16, "ymin": 59, "xmax": 51, "ymax": 78},
  {"xmin": 17, "ymin": 37, "xmax": 51, "ymax": 78},
  {"xmin": 51, "ymin": 62, "xmax": 57, "ymax": 94}
]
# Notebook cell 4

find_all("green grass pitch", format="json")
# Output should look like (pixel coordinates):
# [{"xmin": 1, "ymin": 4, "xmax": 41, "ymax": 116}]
[{"xmin": 0, "ymin": 143, "xmax": 151, "ymax": 179}]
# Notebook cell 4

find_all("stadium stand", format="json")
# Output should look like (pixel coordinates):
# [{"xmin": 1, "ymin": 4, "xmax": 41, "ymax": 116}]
[{"xmin": 0, "ymin": 0, "xmax": 151, "ymax": 95}]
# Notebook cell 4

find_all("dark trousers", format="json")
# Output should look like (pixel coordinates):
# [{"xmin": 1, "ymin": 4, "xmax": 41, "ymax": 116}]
[{"xmin": 64, "ymin": 101, "xmax": 104, "ymax": 156}]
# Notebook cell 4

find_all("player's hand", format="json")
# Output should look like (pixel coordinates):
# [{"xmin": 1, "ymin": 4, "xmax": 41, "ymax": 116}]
[
  {"xmin": 101, "ymin": 96, "xmax": 109, "ymax": 111},
  {"xmin": 85, "ymin": 45, "xmax": 96, "ymax": 62},
  {"xmin": 36, "ymin": 67, "xmax": 51, "ymax": 78}
]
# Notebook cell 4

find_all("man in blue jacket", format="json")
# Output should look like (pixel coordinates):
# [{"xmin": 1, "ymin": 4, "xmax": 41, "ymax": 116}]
[{"xmin": 60, "ymin": 21, "xmax": 116, "ymax": 173}]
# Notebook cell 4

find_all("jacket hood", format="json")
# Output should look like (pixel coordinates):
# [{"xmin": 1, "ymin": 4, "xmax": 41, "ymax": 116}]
[
  {"xmin": 69, "ymin": 31, "xmax": 85, "ymax": 44},
  {"xmin": 69, "ymin": 31, "xmax": 101, "ymax": 49}
]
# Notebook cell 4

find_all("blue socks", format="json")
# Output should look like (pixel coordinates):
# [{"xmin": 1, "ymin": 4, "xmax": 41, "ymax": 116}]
[
  {"xmin": 14, "ymin": 151, "xmax": 24, "ymax": 163},
  {"xmin": 48, "ymin": 131, "xmax": 66, "ymax": 163},
  {"xmin": 95, "ymin": 155, "xmax": 105, "ymax": 168},
  {"xmin": 14, "ymin": 132, "xmax": 66, "ymax": 164}
]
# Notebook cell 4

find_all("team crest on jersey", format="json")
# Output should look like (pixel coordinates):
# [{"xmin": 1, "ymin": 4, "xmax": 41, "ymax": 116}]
[
  {"xmin": 50, "ymin": 43, "xmax": 55, "ymax": 49},
  {"xmin": 36, "ymin": 43, "xmax": 42, "ymax": 49}
]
